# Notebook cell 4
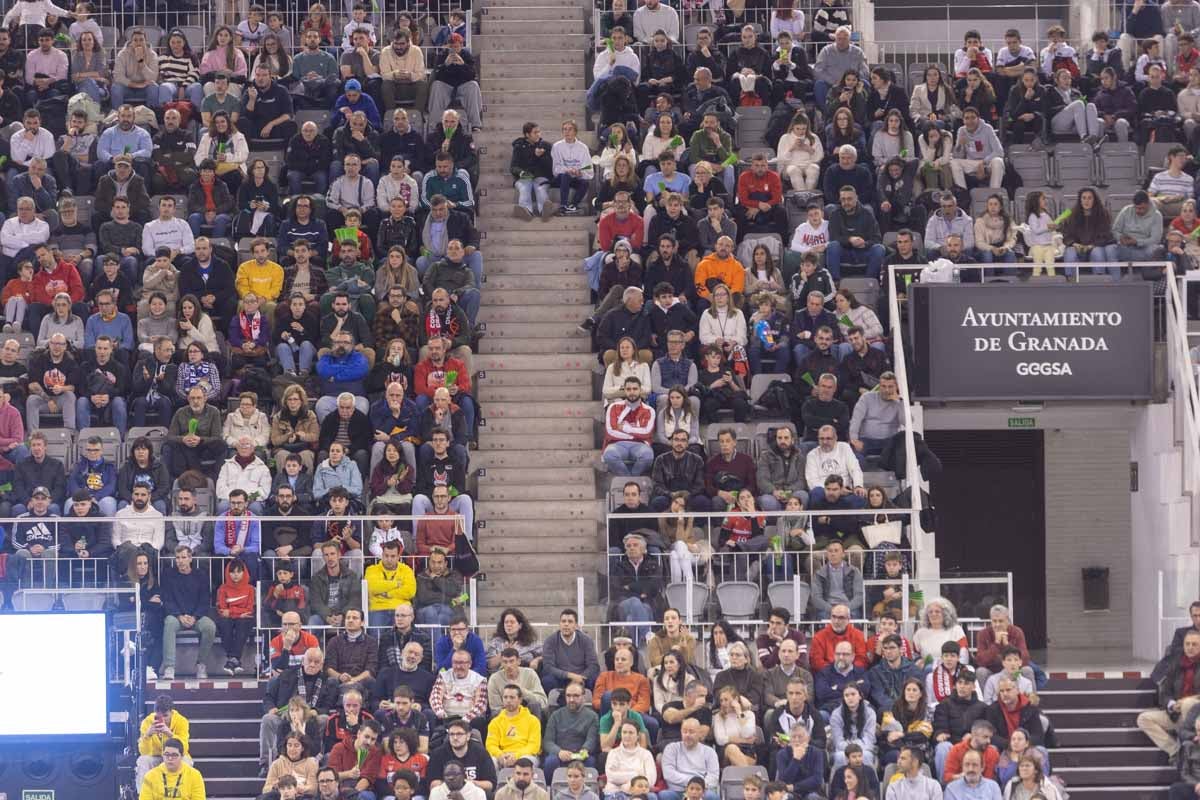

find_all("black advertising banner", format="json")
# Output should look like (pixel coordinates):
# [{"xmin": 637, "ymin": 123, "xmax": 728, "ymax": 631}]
[{"xmin": 909, "ymin": 283, "xmax": 1154, "ymax": 401}]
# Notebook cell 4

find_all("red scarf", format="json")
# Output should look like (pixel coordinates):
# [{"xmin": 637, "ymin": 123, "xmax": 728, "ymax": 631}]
[
  {"xmin": 224, "ymin": 513, "xmax": 250, "ymax": 549},
  {"xmin": 930, "ymin": 664, "xmax": 957, "ymax": 702},
  {"xmin": 1000, "ymin": 694, "xmax": 1027, "ymax": 734},
  {"xmin": 1181, "ymin": 653, "xmax": 1200, "ymax": 698},
  {"xmin": 239, "ymin": 310, "xmax": 261, "ymax": 344}
]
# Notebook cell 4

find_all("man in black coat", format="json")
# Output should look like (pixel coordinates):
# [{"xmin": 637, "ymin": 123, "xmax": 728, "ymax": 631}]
[{"xmin": 596, "ymin": 286, "xmax": 652, "ymax": 363}]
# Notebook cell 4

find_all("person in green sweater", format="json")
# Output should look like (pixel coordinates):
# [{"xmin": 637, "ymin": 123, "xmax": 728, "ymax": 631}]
[
  {"xmin": 321, "ymin": 239, "xmax": 376, "ymax": 320},
  {"xmin": 164, "ymin": 385, "xmax": 226, "ymax": 479},
  {"xmin": 688, "ymin": 112, "xmax": 735, "ymax": 193}
]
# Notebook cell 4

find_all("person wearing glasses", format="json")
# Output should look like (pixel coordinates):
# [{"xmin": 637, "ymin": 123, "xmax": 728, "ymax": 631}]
[
  {"xmin": 138, "ymin": 737, "xmax": 205, "ymax": 800},
  {"xmin": 314, "ymin": 766, "xmax": 341, "ymax": 800}
]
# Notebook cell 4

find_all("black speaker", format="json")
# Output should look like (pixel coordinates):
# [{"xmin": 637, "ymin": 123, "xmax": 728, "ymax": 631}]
[{"xmin": 0, "ymin": 743, "xmax": 120, "ymax": 796}]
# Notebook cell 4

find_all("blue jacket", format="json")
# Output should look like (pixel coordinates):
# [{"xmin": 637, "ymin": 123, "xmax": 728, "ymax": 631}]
[
  {"xmin": 434, "ymin": 630, "xmax": 487, "ymax": 674},
  {"xmin": 316, "ymin": 350, "xmax": 369, "ymax": 396},
  {"xmin": 774, "ymin": 741, "xmax": 826, "ymax": 796},
  {"xmin": 84, "ymin": 312, "xmax": 136, "ymax": 351},
  {"xmin": 212, "ymin": 512, "xmax": 261, "ymax": 555},
  {"xmin": 369, "ymin": 398, "xmax": 419, "ymax": 441},
  {"xmin": 867, "ymin": 656, "xmax": 922, "ymax": 712},
  {"xmin": 814, "ymin": 663, "xmax": 867, "ymax": 712},
  {"xmin": 312, "ymin": 457, "xmax": 363, "ymax": 500},
  {"xmin": 67, "ymin": 457, "xmax": 117, "ymax": 501},
  {"xmin": 97, "ymin": 124, "xmax": 153, "ymax": 162},
  {"xmin": 330, "ymin": 92, "xmax": 382, "ymax": 130}
]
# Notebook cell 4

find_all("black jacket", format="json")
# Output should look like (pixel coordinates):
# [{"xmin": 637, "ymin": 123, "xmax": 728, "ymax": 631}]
[
  {"xmin": 59, "ymin": 502, "xmax": 112, "ymax": 558},
  {"xmin": 509, "ymin": 136, "xmax": 553, "ymax": 180},
  {"xmin": 1005, "ymin": 82, "xmax": 1046, "ymax": 123},
  {"xmin": 331, "ymin": 124, "xmax": 381, "ymax": 163},
  {"xmin": 317, "ymin": 408, "xmax": 372, "ymax": 454},
  {"xmin": 12, "ymin": 455, "xmax": 66, "ymax": 507},
  {"xmin": 265, "ymin": 666, "xmax": 342, "ymax": 714},
  {"xmin": 285, "ymin": 131, "xmax": 335, "ymax": 174},
  {"xmin": 596, "ymin": 305, "xmax": 653, "ymax": 353},
  {"xmin": 610, "ymin": 554, "xmax": 663, "ymax": 604},
  {"xmin": 131, "ymin": 351, "xmax": 179, "ymax": 404},
  {"xmin": 380, "ymin": 128, "xmax": 432, "ymax": 174},
  {"xmin": 116, "ymin": 457, "xmax": 171, "ymax": 505},
  {"xmin": 642, "ymin": 47, "xmax": 686, "ymax": 90},
  {"xmin": 178, "ymin": 258, "xmax": 236, "ymax": 309},
  {"xmin": 983, "ymin": 698, "xmax": 1055, "ymax": 750},
  {"xmin": 931, "ymin": 691, "xmax": 987, "ymax": 741}
]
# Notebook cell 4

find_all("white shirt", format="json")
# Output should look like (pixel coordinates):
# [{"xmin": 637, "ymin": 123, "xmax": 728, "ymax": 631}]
[
  {"xmin": 804, "ymin": 441, "xmax": 864, "ymax": 490},
  {"xmin": 142, "ymin": 218, "xmax": 196, "ymax": 257},
  {"xmin": 790, "ymin": 220, "xmax": 829, "ymax": 253},
  {"xmin": 9, "ymin": 127, "xmax": 56, "ymax": 167},
  {"xmin": 112, "ymin": 505, "xmax": 166, "ymax": 550},
  {"xmin": 632, "ymin": 3, "xmax": 680, "ymax": 41},
  {"xmin": 0, "ymin": 216, "xmax": 49, "ymax": 257},
  {"xmin": 592, "ymin": 46, "xmax": 640, "ymax": 81}
]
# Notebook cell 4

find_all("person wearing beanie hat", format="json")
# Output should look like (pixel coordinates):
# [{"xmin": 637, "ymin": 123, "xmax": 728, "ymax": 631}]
[
  {"xmin": 335, "ymin": 27, "xmax": 383, "ymax": 126},
  {"xmin": 330, "ymin": 64, "xmax": 381, "ymax": 130},
  {"xmin": 428, "ymin": 32, "xmax": 482, "ymax": 130}
]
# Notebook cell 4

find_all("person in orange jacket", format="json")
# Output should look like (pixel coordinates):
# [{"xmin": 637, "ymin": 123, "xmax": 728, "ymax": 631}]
[{"xmin": 215, "ymin": 558, "xmax": 257, "ymax": 675}]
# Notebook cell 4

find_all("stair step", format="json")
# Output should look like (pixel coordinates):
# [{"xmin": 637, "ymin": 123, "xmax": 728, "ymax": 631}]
[
  {"xmin": 485, "ymin": 90, "xmax": 589, "ymax": 106},
  {"xmin": 481, "ymin": 401, "xmax": 604, "ymax": 418},
  {"xmin": 484, "ymin": 260, "xmax": 586, "ymax": 277},
  {"xmin": 1054, "ymin": 765, "xmax": 1177, "ymax": 786},
  {"xmin": 482, "ymin": 320, "xmax": 591, "ymax": 338},
  {"xmin": 476, "ymin": 366, "xmax": 594, "ymax": 385},
  {"xmin": 480, "ymin": 76, "xmax": 582, "ymax": 90},
  {"xmin": 477, "ymin": 497, "xmax": 602, "ymax": 517},
  {"xmin": 478, "ymin": 432, "xmax": 596, "ymax": 450},
  {"xmin": 482, "ymin": 227, "xmax": 590, "ymax": 245},
  {"xmin": 1055, "ymin": 727, "xmax": 1158, "ymax": 747},
  {"xmin": 482, "ymin": 288, "xmax": 593, "ymax": 305},
  {"xmin": 479, "ymin": 305, "xmax": 596, "ymax": 323},
  {"xmin": 1040, "ymin": 688, "xmax": 1157, "ymax": 709},
  {"xmin": 482, "ymin": 0, "xmax": 575, "ymax": 7},
  {"xmin": 190, "ymin": 718, "xmax": 260, "ymax": 738},
  {"xmin": 1044, "ymin": 677, "xmax": 1155, "ymax": 690},
  {"xmin": 483, "ymin": 272, "xmax": 590, "ymax": 290},
  {"xmin": 475, "ymin": 517, "xmax": 599, "ymax": 540},
  {"xmin": 478, "ymin": 582, "xmax": 601, "ymax": 604},
  {"xmin": 191, "ymin": 738, "xmax": 259, "ymax": 757},
  {"xmin": 482, "ymin": 10, "xmax": 585, "ymax": 25},
  {"xmin": 480, "ymin": 337, "xmax": 592, "ymax": 354},
  {"xmin": 475, "ymin": 34, "xmax": 592, "ymax": 50},
  {"xmin": 1052, "ymin": 746, "xmax": 1168, "ymax": 768},
  {"xmin": 148, "ymin": 698, "xmax": 261, "ymax": 718},
  {"xmin": 481, "ymin": 552, "xmax": 603, "ymax": 571},
  {"xmin": 1065, "ymin": 789, "xmax": 1167, "ymax": 800},
  {"xmin": 477, "ymin": 481, "xmax": 596, "ymax": 500},
  {"xmin": 478, "ymin": 383, "xmax": 596, "ymax": 401},
  {"xmin": 1043, "ymin": 708, "xmax": 1143, "ymax": 727},
  {"xmin": 204, "ymin": 777, "xmax": 270, "ymax": 796},
  {"xmin": 480, "ymin": 417, "xmax": 594, "ymax": 434},
  {"xmin": 477, "ymin": 353, "xmax": 597, "ymax": 371},
  {"xmin": 193, "ymin": 756, "xmax": 260, "ymax": 778},
  {"xmin": 473, "ymin": 448, "xmax": 600, "ymax": 469},
  {"xmin": 478, "ymin": 465, "xmax": 598, "ymax": 482}
]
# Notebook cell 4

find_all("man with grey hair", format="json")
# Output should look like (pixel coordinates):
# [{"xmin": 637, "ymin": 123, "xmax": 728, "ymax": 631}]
[
  {"xmin": 924, "ymin": 191, "xmax": 975, "ymax": 259},
  {"xmin": 805, "ymin": 424, "xmax": 864, "ymax": 501},
  {"xmin": 973, "ymin": 604, "xmax": 1035, "ymax": 689},
  {"xmin": 596, "ymin": 285, "xmax": 652, "ymax": 365},
  {"xmin": 315, "ymin": 334, "xmax": 371, "ymax": 421},
  {"xmin": 0, "ymin": 195, "xmax": 49, "ymax": 278},
  {"xmin": 813, "ymin": 25, "xmax": 868, "ymax": 107}
]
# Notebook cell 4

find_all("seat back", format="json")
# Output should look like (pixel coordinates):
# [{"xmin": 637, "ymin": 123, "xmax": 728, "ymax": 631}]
[
  {"xmin": 839, "ymin": 276, "xmax": 879, "ymax": 310},
  {"xmin": 716, "ymin": 580, "xmax": 761, "ymax": 619},
  {"xmin": 752, "ymin": 421, "xmax": 797, "ymax": 459},
  {"xmin": 77, "ymin": 427, "xmax": 123, "ymax": 468},
  {"xmin": 1007, "ymin": 146, "xmax": 1049, "ymax": 185},
  {"xmin": 40, "ymin": 428, "xmax": 76, "ymax": 470},
  {"xmin": 748, "ymin": 372, "xmax": 789, "ymax": 408},
  {"xmin": 1097, "ymin": 141, "xmax": 1140, "ymax": 186},
  {"xmin": 12, "ymin": 590, "xmax": 55, "ymax": 611},
  {"xmin": 61, "ymin": 592, "xmax": 108, "ymax": 610},
  {"xmin": 721, "ymin": 765, "xmax": 770, "ymax": 800},
  {"xmin": 704, "ymin": 422, "xmax": 752, "ymax": 457},
  {"xmin": 664, "ymin": 582, "xmax": 711, "ymax": 622},
  {"xmin": 767, "ymin": 580, "xmax": 810, "ymax": 620},
  {"xmin": 608, "ymin": 475, "xmax": 653, "ymax": 512}
]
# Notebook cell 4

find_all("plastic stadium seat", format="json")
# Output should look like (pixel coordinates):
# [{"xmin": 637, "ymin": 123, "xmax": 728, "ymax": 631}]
[
  {"xmin": 704, "ymin": 422, "xmax": 752, "ymax": 456},
  {"xmin": 969, "ymin": 186, "xmax": 1000, "ymax": 217},
  {"xmin": 295, "ymin": 109, "xmax": 328, "ymax": 132},
  {"xmin": 1050, "ymin": 142, "xmax": 1095, "ymax": 187},
  {"xmin": 1014, "ymin": 186, "xmax": 1057, "ymax": 219},
  {"xmin": 906, "ymin": 62, "xmax": 946, "ymax": 94},
  {"xmin": 735, "ymin": 106, "xmax": 772, "ymax": 151},
  {"xmin": 752, "ymin": 421, "xmax": 796, "ymax": 458},
  {"xmin": 716, "ymin": 580, "xmax": 761, "ymax": 619},
  {"xmin": 78, "ymin": 427, "xmax": 123, "ymax": 467},
  {"xmin": 11, "ymin": 590, "xmax": 55, "ymax": 611},
  {"xmin": 665, "ymin": 582, "xmax": 711, "ymax": 621},
  {"xmin": 41, "ymin": 428, "xmax": 76, "ymax": 469},
  {"xmin": 125, "ymin": 426, "xmax": 168, "ymax": 459},
  {"xmin": 721, "ymin": 766, "xmax": 770, "ymax": 800},
  {"xmin": 61, "ymin": 592, "xmax": 108, "ymax": 610},
  {"xmin": 607, "ymin": 475, "xmax": 652, "ymax": 511},
  {"xmin": 1007, "ymin": 145, "xmax": 1050, "ymax": 185},
  {"xmin": 73, "ymin": 195, "xmax": 95, "ymax": 226},
  {"xmin": 176, "ymin": 26, "xmax": 206, "ymax": 51},
  {"xmin": 767, "ymin": 580, "xmax": 810, "ymax": 619},
  {"xmin": 839, "ymin": 276, "xmax": 880, "ymax": 309},
  {"xmin": 872, "ymin": 62, "xmax": 904, "ymax": 90},
  {"xmin": 749, "ymin": 372, "xmax": 789, "ymax": 414},
  {"xmin": 1144, "ymin": 141, "xmax": 1175, "ymax": 172},
  {"xmin": 1096, "ymin": 142, "xmax": 1139, "ymax": 187},
  {"xmin": 1106, "ymin": 191, "xmax": 1137, "ymax": 217},
  {"xmin": 99, "ymin": 26, "xmax": 119, "ymax": 50}
]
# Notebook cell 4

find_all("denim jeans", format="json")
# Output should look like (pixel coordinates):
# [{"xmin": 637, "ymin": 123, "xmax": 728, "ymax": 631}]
[
  {"xmin": 515, "ymin": 177, "xmax": 550, "ymax": 213},
  {"xmin": 602, "ymin": 440, "xmax": 653, "ymax": 475},
  {"xmin": 825, "ymin": 240, "xmax": 885, "ymax": 280},
  {"xmin": 412, "ymin": 493, "xmax": 475, "ymax": 541},
  {"xmin": 1064, "ymin": 243, "xmax": 1121, "ymax": 279},
  {"xmin": 275, "ymin": 340, "xmax": 317, "ymax": 373},
  {"xmin": 161, "ymin": 613, "xmax": 217, "ymax": 670},
  {"xmin": 748, "ymin": 335, "xmax": 791, "ymax": 375},
  {"xmin": 417, "ymin": 603, "xmax": 455, "ymax": 625},
  {"xmin": 77, "ymin": 395, "xmax": 128, "ymax": 436},
  {"xmin": 288, "ymin": 169, "xmax": 328, "ymax": 196},
  {"xmin": 188, "ymin": 212, "xmax": 231, "ymax": 238},
  {"xmin": 111, "ymin": 81, "xmax": 160, "ymax": 108}
]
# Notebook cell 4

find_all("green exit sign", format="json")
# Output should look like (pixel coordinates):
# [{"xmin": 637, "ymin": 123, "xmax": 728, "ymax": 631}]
[
  {"xmin": 1008, "ymin": 417, "xmax": 1037, "ymax": 429},
  {"xmin": 24, "ymin": 791, "xmax": 55, "ymax": 800}
]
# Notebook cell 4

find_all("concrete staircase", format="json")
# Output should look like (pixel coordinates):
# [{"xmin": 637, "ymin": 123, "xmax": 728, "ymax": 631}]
[
  {"xmin": 470, "ymin": 0, "xmax": 608, "ymax": 628},
  {"xmin": 1043, "ymin": 675, "xmax": 1172, "ymax": 799}
]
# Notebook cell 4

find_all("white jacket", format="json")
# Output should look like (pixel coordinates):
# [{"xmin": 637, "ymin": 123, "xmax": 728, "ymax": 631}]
[
  {"xmin": 776, "ymin": 132, "xmax": 824, "ymax": 170},
  {"xmin": 593, "ymin": 45, "xmax": 640, "ymax": 81},
  {"xmin": 215, "ymin": 456, "xmax": 273, "ymax": 502},
  {"xmin": 111, "ymin": 506, "xmax": 165, "ymax": 550},
  {"xmin": 602, "ymin": 360, "xmax": 652, "ymax": 403},
  {"xmin": 223, "ymin": 409, "xmax": 271, "ymax": 448},
  {"xmin": 551, "ymin": 139, "xmax": 593, "ymax": 177},
  {"xmin": 603, "ymin": 745, "xmax": 657, "ymax": 794},
  {"xmin": 805, "ymin": 441, "xmax": 864, "ymax": 490},
  {"xmin": 698, "ymin": 307, "xmax": 748, "ymax": 347}
]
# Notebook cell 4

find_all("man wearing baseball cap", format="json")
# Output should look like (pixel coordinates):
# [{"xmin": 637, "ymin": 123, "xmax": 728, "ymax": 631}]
[{"xmin": 3, "ymin": 484, "xmax": 58, "ymax": 607}]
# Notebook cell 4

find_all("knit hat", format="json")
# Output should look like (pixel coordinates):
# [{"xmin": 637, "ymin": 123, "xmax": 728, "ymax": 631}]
[{"xmin": 345, "ymin": 78, "xmax": 362, "ymax": 92}]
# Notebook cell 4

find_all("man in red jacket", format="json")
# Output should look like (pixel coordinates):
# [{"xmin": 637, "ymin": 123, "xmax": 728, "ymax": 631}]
[
  {"xmin": 327, "ymin": 718, "xmax": 383, "ymax": 796},
  {"xmin": 973, "ymin": 603, "xmax": 1034, "ymax": 689},
  {"xmin": 809, "ymin": 603, "xmax": 869, "ymax": 672},
  {"xmin": 603, "ymin": 377, "xmax": 656, "ymax": 476},
  {"xmin": 734, "ymin": 154, "xmax": 786, "ymax": 238},
  {"xmin": 413, "ymin": 335, "xmax": 475, "ymax": 437}
]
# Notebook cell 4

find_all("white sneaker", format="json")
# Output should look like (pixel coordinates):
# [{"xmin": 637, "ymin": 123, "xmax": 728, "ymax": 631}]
[
  {"xmin": 145, "ymin": 666, "xmax": 157, "ymax": 681},
  {"xmin": 195, "ymin": 663, "xmax": 208, "ymax": 679},
  {"xmin": 160, "ymin": 667, "xmax": 175, "ymax": 681}
]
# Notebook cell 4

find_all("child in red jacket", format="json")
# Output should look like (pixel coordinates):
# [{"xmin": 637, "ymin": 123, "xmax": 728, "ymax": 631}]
[
  {"xmin": 264, "ymin": 560, "xmax": 308, "ymax": 626},
  {"xmin": 1, "ymin": 260, "xmax": 34, "ymax": 332},
  {"xmin": 215, "ymin": 559, "xmax": 256, "ymax": 675}
]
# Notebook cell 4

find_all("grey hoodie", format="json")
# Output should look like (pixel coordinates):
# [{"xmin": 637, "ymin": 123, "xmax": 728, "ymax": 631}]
[
  {"xmin": 814, "ymin": 42, "xmax": 868, "ymax": 86},
  {"xmin": 925, "ymin": 208, "xmax": 976, "ymax": 251}
]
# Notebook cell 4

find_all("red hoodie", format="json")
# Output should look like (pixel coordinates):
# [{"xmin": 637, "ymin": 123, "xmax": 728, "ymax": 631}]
[
  {"xmin": 30, "ymin": 260, "xmax": 85, "ymax": 304},
  {"xmin": 217, "ymin": 561, "xmax": 255, "ymax": 619}
]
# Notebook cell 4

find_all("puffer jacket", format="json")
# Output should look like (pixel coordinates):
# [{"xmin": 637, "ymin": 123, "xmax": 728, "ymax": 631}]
[{"xmin": 755, "ymin": 436, "xmax": 807, "ymax": 497}]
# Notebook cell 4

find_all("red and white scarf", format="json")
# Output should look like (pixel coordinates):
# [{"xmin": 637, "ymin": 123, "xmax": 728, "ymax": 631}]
[{"xmin": 238, "ymin": 310, "xmax": 262, "ymax": 344}]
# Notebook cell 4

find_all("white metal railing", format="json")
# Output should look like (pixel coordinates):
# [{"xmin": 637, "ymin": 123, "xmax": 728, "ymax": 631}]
[{"xmin": 1167, "ymin": 270, "xmax": 1200, "ymax": 544}]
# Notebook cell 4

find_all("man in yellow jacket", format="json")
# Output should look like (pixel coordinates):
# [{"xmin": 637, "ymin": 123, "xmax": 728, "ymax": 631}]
[
  {"xmin": 140, "ymin": 738, "xmax": 206, "ymax": 800},
  {"xmin": 136, "ymin": 695, "xmax": 192, "ymax": 789},
  {"xmin": 364, "ymin": 539, "xmax": 417, "ymax": 627},
  {"xmin": 486, "ymin": 684, "xmax": 543, "ymax": 770},
  {"xmin": 235, "ymin": 237, "xmax": 285, "ymax": 317}
]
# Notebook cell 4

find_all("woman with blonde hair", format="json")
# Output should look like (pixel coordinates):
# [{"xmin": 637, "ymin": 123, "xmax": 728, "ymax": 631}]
[{"xmin": 269, "ymin": 383, "xmax": 320, "ymax": 472}]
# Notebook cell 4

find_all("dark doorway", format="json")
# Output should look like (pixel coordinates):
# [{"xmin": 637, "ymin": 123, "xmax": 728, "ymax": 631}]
[{"xmin": 924, "ymin": 430, "xmax": 1047, "ymax": 648}]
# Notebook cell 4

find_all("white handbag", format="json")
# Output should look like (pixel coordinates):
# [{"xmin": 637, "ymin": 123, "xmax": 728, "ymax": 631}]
[{"xmin": 863, "ymin": 520, "xmax": 902, "ymax": 548}]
